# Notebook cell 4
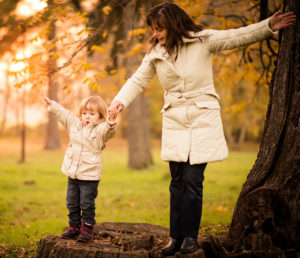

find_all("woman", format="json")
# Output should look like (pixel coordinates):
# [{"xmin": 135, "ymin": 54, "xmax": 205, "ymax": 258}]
[{"xmin": 108, "ymin": 3, "xmax": 295, "ymax": 255}]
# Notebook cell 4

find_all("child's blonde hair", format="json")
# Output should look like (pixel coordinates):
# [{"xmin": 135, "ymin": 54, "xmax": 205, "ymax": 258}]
[{"xmin": 79, "ymin": 96, "xmax": 107, "ymax": 121}]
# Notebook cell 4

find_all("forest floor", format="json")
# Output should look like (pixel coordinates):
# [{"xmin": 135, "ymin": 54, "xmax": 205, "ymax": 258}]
[{"xmin": 0, "ymin": 136, "xmax": 258, "ymax": 257}]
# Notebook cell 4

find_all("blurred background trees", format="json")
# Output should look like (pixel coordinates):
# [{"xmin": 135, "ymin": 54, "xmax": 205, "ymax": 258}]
[{"xmin": 0, "ymin": 0, "xmax": 282, "ymax": 166}]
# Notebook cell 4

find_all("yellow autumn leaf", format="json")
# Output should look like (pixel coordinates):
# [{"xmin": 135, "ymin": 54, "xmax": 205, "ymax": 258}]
[
  {"xmin": 127, "ymin": 202, "xmax": 134, "ymax": 207},
  {"xmin": 83, "ymin": 77, "xmax": 91, "ymax": 84},
  {"xmin": 91, "ymin": 45, "xmax": 106, "ymax": 54},
  {"xmin": 216, "ymin": 206, "xmax": 227, "ymax": 212},
  {"xmin": 51, "ymin": 52, "xmax": 59, "ymax": 60},
  {"xmin": 102, "ymin": 5, "xmax": 112, "ymax": 15},
  {"xmin": 80, "ymin": 62, "xmax": 94, "ymax": 70},
  {"xmin": 14, "ymin": 82, "xmax": 23, "ymax": 88},
  {"xmin": 128, "ymin": 28, "xmax": 147, "ymax": 37},
  {"xmin": 124, "ymin": 43, "xmax": 143, "ymax": 58}
]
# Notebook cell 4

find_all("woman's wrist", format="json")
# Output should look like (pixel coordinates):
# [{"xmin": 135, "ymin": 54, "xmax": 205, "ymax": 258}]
[{"xmin": 269, "ymin": 17, "xmax": 275, "ymax": 32}]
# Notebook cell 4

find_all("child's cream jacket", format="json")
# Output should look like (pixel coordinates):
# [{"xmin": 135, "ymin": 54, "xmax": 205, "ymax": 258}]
[
  {"xmin": 48, "ymin": 101, "xmax": 116, "ymax": 180},
  {"xmin": 113, "ymin": 18, "xmax": 277, "ymax": 165}
]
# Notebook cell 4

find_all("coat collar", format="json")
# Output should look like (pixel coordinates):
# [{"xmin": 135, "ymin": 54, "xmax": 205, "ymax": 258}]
[
  {"xmin": 147, "ymin": 30, "xmax": 205, "ymax": 60},
  {"xmin": 182, "ymin": 30, "xmax": 207, "ymax": 43},
  {"xmin": 147, "ymin": 44, "xmax": 169, "ymax": 60}
]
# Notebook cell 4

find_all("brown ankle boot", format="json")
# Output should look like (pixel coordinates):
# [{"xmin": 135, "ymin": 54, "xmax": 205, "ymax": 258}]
[
  {"xmin": 62, "ymin": 224, "xmax": 80, "ymax": 239},
  {"xmin": 78, "ymin": 222, "xmax": 94, "ymax": 243}
]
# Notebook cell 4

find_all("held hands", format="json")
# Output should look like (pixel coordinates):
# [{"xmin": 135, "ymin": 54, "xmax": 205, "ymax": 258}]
[
  {"xmin": 108, "ymin": 101, "xmax": 123, "ymax": 117},
  {"xmin": 269, "ymin": 11, "xmax": 296, "ymax": 31},
  {"xmin": 107, "ymin": 100, "xmax": 124, "ymax": 125},
  {"xmin": 107, "ymin": 110, "xmax": 117, "ymax": 125}
]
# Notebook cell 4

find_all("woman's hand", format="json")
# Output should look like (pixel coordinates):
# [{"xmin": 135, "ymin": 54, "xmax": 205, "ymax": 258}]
[
  {"xmin": 269, "ymin": 11, "xmax": 296, "ymax": 31},
  {"xmin": 107, "ymin": 110, "xmax": 117, "ymax": 125},
  {"xmin": 43, "ymin": 96, "xmax": 51, "ymax": 105},
  {"xmin": 108, "ymin": 100, "xmax": 124, "ymax": 117}
]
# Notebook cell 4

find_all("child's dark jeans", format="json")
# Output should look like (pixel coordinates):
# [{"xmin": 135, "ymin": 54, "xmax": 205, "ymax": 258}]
[{"xmin": 66, "ymin": 177, "xmax": 99, "ymax": 225}]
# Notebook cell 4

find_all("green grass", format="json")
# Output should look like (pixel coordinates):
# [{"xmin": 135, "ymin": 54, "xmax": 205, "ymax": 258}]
[{"xmin": 0, "ymin": 147, "xmax": 257, "ymax": 256}]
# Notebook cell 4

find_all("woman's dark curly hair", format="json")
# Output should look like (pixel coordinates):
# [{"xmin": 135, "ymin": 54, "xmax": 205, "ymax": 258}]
[{"xmin": 146, "ymin": 2, "xmax": 205, "ymax": 59}]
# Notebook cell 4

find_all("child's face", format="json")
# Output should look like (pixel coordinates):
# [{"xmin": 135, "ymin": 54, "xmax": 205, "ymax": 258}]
[{"xmin": 81, "ymin": 105, "xmax": 100, "ymax": 126}]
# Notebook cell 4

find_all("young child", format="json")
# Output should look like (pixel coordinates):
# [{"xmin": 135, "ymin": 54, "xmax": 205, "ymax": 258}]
[{"xmin": 44, "ymin": 95, "xmax": 117, "ymax": 242}]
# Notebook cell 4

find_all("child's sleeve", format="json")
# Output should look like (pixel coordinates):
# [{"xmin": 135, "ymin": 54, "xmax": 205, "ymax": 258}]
[
  {"xmin": 98, "ymin": 121, "xmax": 116, "ymax": 150},
  {"xmin": 47, "ymin": 100, "xmax": 77, "ymax": 131}
]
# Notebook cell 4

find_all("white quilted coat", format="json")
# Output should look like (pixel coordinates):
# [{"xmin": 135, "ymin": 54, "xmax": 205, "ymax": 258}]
[
  {"xmin": 48, "ymin": 101, "xmax": 116, "ymax": 180},
  {"xmin": 114, "ymin": 18, "xmax": 276, "ymax": 165}
]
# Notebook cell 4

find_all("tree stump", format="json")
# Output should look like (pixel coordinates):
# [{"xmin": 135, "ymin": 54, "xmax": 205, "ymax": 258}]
[{"xmin": 36, "ymin": 222, "xmax": 206, "ymax": 257}]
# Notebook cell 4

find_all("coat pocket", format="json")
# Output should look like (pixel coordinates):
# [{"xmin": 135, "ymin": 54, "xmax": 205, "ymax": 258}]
[
  {"xmin": 191, "ymin": 101, "xmax": 222, "ymax": 127},
  {"xmin": 82, "ymin": 154, "xmax": 99, "ymax": 164},
  {"xmin": 160, "ymin": 102, "xmax": 171, "ymax": 113},
  {"xmin": 194, "ymin": 101, "xmax": 220, "ymax": 110},
  {"xmin": 81, "ymin": 152, "xmax": 101, "ymax": 167},
  {"xmin": 63, "ymin": 151, "xmax": 73, "ymax": 170}
]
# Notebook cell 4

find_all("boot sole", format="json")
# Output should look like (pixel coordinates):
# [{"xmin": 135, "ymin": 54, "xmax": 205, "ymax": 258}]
[
  {"xmin": 180, "ymin": 246, "xmax": 198, "ymax": 254},
  {"xmin": 161, "ymin": 247, "xmax": 181, "ymax": 256}
]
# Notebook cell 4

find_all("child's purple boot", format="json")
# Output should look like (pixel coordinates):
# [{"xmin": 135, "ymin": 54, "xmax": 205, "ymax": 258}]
[
  {"xmin": 62, "ymin": 224, "xmax": 81, "ymax": 239},
  {"xmin": 78, "ymin": 222, "xmax": 94, "ymax": 243}
]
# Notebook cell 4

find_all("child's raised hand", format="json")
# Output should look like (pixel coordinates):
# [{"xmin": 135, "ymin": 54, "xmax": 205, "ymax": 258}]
[{"xmin": 44, "ymin": 96, "xmax": 51, "ymax": 105}]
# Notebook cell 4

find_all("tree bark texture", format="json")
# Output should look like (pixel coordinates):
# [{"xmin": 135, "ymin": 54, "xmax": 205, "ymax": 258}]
[
  {"xmin": 124, "ymin": 1, "xmax": 153, "ymax": 169},
  {"xmin": 45, "ymin": 0, "xmax": 61, "ymax": 150},
  {"xmin": 127, "ymin": 94, "xmax": 153, "ymax": 169},
  {"xmin": 228, "ymin": 0, "xmax": 299, "ymax": 254},
  {"xmin": 36, "ymin": 222, "xmax": 206, "ymax": 258}
]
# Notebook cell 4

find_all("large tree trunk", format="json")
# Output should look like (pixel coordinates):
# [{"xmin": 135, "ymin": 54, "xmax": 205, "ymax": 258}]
[
  {"xmin": 227, "ymin": 0, "xmax": 299, "ymax": 254},
  {"xmin": 44, "ymin": 0, "xmax": 61, "ymax": 150},
  {"xmin": 124, "ymin": 1, "xmax": 153, "ymax": 169}
]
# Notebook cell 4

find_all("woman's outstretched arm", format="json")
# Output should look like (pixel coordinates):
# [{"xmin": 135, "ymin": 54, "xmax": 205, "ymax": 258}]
[
  {"xmin": 206, "ymin": 11, "xmax": 295, "ymax": 53},
  {"xmin": 108, "ymin": 55, "xmax": 156, "ymax": 116}
]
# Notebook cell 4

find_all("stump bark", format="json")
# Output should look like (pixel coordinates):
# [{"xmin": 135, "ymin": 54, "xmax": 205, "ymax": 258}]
[{"xmin": 36, "ymin": 222, "xmax": 206, "ymax": 258}]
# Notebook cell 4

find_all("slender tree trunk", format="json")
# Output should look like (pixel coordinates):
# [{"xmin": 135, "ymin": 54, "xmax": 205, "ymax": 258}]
[
  {"xmin": 15, "ymin": 95, "xmax": 20, "ymax": 135},
  {"xmin": 260, "ymin": 0, "xmax": 269, "ymax": 21},
  {"xmin": 0, "ymin": 67, "xmax": 10, "ymax": 135},
  {"xmin": 221, "ymin": 109, "xmax": 236, "ymax": 148},
  {"xmin": 124, "ymin": 1, "xmax": 153, "ymax": 169},
  {"xmin": 237, "ymin": 104, "xmax": 249, "ymax": 149},
  {"xmin": 45, "ymin": 0, "xmax": 60, "ymax": 150},
  {"xmin": 19, "ymin": 87, "xmax": 26, "ymax": 163},
  {"xmin": 228, "ymin": 0, "xmax": 299, "ymax": 252}
]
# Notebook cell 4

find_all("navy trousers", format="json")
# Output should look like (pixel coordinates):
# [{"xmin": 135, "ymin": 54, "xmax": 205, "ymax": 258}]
[
  {"xmin": 66, "ymin": 177, "xmax": 99, "ymax": 225},
  {"xmin": 169, "ymin": 161, "xmax": 207, "ymax": 239}
]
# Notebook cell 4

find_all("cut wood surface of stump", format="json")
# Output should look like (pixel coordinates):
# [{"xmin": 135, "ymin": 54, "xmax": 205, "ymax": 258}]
[{"xmin": 36, "ymin": 222, "xmax": 206, "ymax": 258}]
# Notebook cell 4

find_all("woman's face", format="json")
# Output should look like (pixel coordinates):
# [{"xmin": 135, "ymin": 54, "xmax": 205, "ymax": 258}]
[{"xmin": 151, "ymin": 25, "xmax": 168, "ymax": 46}]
